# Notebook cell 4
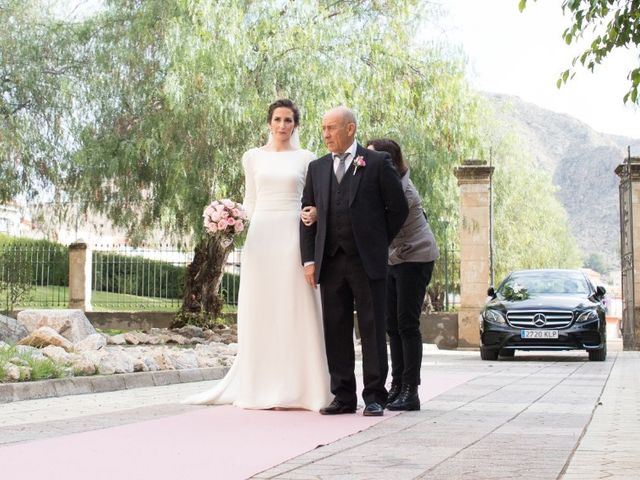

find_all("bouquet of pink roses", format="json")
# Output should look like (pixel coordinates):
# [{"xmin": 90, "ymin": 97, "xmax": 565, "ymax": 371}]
[{"xmin": 203, "ymin": 199, "xmax": 248, "ymax": 247}]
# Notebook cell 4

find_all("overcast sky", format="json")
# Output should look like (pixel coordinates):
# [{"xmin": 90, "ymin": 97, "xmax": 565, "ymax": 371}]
[{"xmin": 435, "ymin": 0, "xmax": 639, "ymax": 139}]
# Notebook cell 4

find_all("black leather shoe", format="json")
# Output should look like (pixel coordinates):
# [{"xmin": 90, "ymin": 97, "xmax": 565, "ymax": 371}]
[
  {"xmin": 320, "ymin": 399, "xmax": 356, "ymax": 415},
  {"xmin": 387, "ymin": 384, "xmax": 420, "ymax": 411},
  {"xmin": 363, "ymin": 402, "xmax": 384, "ymax": 416},
  {"xmin": 387, "ymin": 383, "xmax": 402, "ymax": 405}
]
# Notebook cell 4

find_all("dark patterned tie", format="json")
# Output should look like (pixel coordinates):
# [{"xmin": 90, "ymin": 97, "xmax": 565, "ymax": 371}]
[{"xmin": 335, "ymin": 153, "xmax": 349, "ymax": 183}]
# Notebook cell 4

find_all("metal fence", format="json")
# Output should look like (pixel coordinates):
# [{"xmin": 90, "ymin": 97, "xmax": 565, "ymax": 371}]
[
  {"xmin": 0, "ymin": 243, "xmax": 69, "ymax": 313},
  {"xmin": 90, "ymin": 245, "xmax": 242, "ymax": 312},
  {"xmin": 0, "ymin": 243, "xmax": 242, "ymax": 313},
  {"xmin": 1, "ymin": 241, "xmax": 457, "ymax": 313},
  {"xmin": 429, "ymin": 245, "xmax": 460, "ymax": 311}
]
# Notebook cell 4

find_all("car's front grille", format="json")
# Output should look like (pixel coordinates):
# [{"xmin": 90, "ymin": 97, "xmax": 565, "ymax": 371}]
[{"xmin": 506, "ymin": 310, "xmax": 574, "ymax": 328}]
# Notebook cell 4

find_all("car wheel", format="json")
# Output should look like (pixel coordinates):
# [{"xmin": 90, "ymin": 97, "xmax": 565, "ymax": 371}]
[
  {"xmin": 500, "ymin": 349, "xmax": 515, "ymax": 358},
  {"xmin": 480, "ymin": 347, "xmax": 499, "ymax": 361},
  {"xmin": 588, "ymin": 344, "xmax": 607, "ymax": 361}
]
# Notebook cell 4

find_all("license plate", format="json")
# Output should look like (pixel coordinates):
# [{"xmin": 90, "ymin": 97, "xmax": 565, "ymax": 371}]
[{"xmin": 521, "ymin": 330, "xmax": 558, "ymax": 339}]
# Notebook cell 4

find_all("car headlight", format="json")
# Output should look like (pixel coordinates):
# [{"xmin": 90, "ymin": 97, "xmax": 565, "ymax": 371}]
[
  {"xmin": 577, "ymin": 310, "xmax": 599, "ymax": 323},
  {"xmin": 483, "ymin": 309, "xmax": 506, "ymax": 325}
]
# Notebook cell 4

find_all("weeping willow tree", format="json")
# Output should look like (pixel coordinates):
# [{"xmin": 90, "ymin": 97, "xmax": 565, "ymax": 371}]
[
  {"xmin": 5, "ymin": 0, "xmax": 582, "ymax": 320},
  {"xmin": 0, "ymin": 0, "xmax": 85, "ymax": 204},
  {"xmin": 55, "ymin": 0, "xmax": 480, "ymax": 321}
]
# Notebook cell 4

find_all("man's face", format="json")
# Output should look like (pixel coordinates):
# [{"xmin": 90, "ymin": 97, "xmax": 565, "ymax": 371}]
[{"xmin": 322, "ymin": 111, "xmax": 355, "ymax": 154}]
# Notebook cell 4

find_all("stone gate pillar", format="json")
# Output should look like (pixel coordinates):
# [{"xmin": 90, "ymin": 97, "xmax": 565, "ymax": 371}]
[
  {"xmin": 615, "ymin": 157, "xmax": 640, "ymax": 350},
  {"xmin": 454, "ymin": 160, "xmax": 494, "ymax": 347},
  {"xmin": 68, "ymin": 241, "xmax": 92, "ymax": 312}
]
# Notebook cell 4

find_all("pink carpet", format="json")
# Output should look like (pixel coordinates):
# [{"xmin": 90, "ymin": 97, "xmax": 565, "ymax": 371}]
[{"xmin": 1, "ymin": 372, "xmax": 474, "ymax": 480}]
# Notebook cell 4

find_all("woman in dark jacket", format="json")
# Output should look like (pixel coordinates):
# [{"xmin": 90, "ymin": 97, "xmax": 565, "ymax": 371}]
[{"xmin": 367, "ymin": 138, "xmax": 439, "ymax": 411}]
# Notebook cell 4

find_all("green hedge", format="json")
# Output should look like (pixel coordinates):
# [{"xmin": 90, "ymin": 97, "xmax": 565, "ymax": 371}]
[
  {"xmin": 91, "ymin": 252, "xmax": 239, "ymax": 303},
  {"xmin": 92, "ymin": 251, "xmax": 186, "ymax": 298},
  {"xmin": 0, "ymin": 235, "xmax": 68, "ymax": 286}
]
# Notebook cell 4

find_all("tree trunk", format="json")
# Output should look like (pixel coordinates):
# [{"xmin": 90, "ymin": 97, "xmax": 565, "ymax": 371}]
[
  {"xmin": 427, "ymin": 284, "xmax": 445, "ymax": 312},
  {"xmin": 174, "ymin": 236, "xmax": 231, "ymax": 328}
]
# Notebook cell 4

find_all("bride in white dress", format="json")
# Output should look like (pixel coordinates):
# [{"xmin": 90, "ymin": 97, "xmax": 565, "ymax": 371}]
[{"xmin": 184, "ymin": 99, "xmax": 332, "ymax": 410}]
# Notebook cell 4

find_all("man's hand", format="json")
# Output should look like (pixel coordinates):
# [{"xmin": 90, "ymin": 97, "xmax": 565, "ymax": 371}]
[
  {"xmin": 304, "ymin": 264, "xmax": 317, "ymax": 288},
  {"xmin": 301, "ymin": 206, "xmax": 318, "ymax": 226}
]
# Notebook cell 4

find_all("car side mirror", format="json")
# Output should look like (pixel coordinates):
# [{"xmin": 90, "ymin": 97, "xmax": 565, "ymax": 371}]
[
  {"xmin": 487, "ymin": 287, "xmax": 496, "ymax": 299},
  {"xmin": 595, "ymin": 285, "xmax": 606, "ymax": 299}
]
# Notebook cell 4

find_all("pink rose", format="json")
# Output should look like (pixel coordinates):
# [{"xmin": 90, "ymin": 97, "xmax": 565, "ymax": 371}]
[
  {"xmin": 203, "ymin": 205, "xmax": 216, "ymax": 218},
  {"xmin": 352, "ymin": 155, "xmax": 366, "ymax": 175},
  {"xmin": 222, "ymin": 199, "xmax": 235, "ymax": 209},
  {"xmin": 226, "ymin": 217, "xmax": 236, "ymax": 226},
  {"xmin": 211, "ymin": 211, "xmax": 221, "ymax": 222},
  {"xmin": 218, "ymin": 219, "xmax": 228, "ymax": 230},
  {"xmin": 234, "ymin": 221, "xmax": 244, "ymax": 232},
  {"xmin": 231, "ymin": 208, "xmax": 240, "ymax": 218},
  {"xmin": 205, "ymin": 221, "xmax": 217, "ymax": 232}
]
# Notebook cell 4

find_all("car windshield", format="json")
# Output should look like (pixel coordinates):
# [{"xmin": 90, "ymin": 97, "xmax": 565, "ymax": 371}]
[{"xmin": 498, "ymin": 271, "xmax": 591, "ymax": 297}]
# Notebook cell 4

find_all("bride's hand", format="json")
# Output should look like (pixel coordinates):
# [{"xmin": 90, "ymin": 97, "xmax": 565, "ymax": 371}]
[{"xmin": 301, "ymin": 206, "xmax": 318, "ymax": 226}]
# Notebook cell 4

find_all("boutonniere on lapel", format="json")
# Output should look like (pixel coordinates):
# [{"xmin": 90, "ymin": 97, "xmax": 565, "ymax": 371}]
[{"xmin": 352, "ymin": 155, "xmax": 366, "ymax": 175}]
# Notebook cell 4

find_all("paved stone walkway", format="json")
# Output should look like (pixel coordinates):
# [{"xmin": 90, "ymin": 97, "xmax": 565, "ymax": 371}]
[
  {"xmin": 562, "ymin": 350, "xmax": 640, "ymax": 480},
  {"xmin": 1, "ymin": 342, "xmax": 637, "ymax": 479},
  {"xmin": 255, "ymin": 350, "xmax": 615, "ymax": 479}
]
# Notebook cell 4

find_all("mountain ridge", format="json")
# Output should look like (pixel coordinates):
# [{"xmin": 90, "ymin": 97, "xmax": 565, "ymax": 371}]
[{"xmin": 484, "ymin": 92, "xmax": 640, "ymax": 271}]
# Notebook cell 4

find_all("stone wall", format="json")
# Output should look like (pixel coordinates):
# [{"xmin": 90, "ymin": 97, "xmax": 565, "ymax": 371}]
[
  {"xmin": 11, "ymin": 310, "xmax": 459, "ymax": 349},
  {"xmin": 420, "ymin": 312, "xmax": 459, "ymax": 349}
]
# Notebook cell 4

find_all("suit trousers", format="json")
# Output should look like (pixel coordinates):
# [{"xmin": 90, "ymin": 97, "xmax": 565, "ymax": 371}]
[
  {"xmin": 386, "ymin": 261, "xmax": 434, "ymax": 386},
  {"xmin": 319, "ymin": 249, "xmax": 389, "ymax": 407}
]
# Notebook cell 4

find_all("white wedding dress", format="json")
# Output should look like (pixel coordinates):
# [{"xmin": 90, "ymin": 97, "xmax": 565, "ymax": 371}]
[{"xmin": 184, "ymin": 147, "xmax": 332, "ymax": 410}]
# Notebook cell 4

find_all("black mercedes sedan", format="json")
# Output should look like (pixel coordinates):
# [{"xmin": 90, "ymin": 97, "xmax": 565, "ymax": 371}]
[{"xmin": 480, "ymin": 269, "xmax": 607, "ymax": 361}]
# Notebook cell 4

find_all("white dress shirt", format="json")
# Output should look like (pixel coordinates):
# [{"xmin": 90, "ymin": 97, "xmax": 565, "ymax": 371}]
[{"xmin": 332, "ymin": 139, "xmax": 358, "ymax": 174}]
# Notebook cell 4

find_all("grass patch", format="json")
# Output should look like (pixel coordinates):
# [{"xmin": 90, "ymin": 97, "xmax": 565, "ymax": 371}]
[
  {"xmin": 96, "ymin": 328, "xmax": 127, "ymax": 335},
  {"xmin": 0, "ymin": 343, "xmax": 68, "ymax": 382},
  {"xmin": 13, "ymin": 286, "xmax": 239, "ymax": 313},
  {"xmin": 25, "ymin": 356, "xmax": 67, "ymax": 380},
  {"xmin": 14, "ymin": 286, "xmax": 182, "ymax": 312}
]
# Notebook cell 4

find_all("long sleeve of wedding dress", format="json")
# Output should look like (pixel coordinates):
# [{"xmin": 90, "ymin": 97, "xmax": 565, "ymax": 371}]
[{"xmin": 241, "ymin": 150, "xmax": 256, "ymax": 219}]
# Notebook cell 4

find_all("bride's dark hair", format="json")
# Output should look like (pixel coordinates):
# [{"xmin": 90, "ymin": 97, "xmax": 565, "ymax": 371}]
[{"xmin": 267, "ymin": 99, "xmax": 300, "ymax": 126}]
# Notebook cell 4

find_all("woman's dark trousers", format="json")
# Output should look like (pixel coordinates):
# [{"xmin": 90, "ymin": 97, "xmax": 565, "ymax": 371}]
[{"xmin": 386, "ymin": 261, "xmax": 434, "ymax": 386}]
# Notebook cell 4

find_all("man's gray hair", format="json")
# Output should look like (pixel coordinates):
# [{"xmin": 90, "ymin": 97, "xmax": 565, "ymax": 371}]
[{"xmin": 328, "ymin": 106, "xmax": 357, "ymax": 126}]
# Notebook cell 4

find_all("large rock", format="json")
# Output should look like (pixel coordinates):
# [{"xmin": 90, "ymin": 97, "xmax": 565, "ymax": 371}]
[
  {"xmin": 107, "ymin": 334, "xmax": 126, "ymax": 345},
  {"xmin": 97, "ymin": 351, "xmax": 135, "ymax": 375},
  {"xmin": 68, "ymin": 354, "xmax": 97, "ymax": 375},
  {"xmin": 174, "ymin": 325, "xmax": 204, "ymax": 339},
  {"xmin": 18, "ymin": 326, "xmax": 73, "ymax": 351},
  {"xmin": 3, "ymin": 363, "xmax": 20, "ymax": 381},
  {"xmin": 74, "ymin": 333, "xmax": 107, "ymax": 352},
  {"xmin": 166, "ymin": 349, "xmax": 199, "ymax": 370},
  {"xmin": 0, "ymin": 314, "xmax": 29, "ymax": 343},
  {"xmin": 17, "ymin": 309, "xmax": 96, "ymax": 343},
  {"xmin": 42, "ymin": 345, "xmax": 72, "ymax": 363}
]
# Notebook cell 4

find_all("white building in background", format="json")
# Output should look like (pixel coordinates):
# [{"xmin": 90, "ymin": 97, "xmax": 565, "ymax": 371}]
[{"xmin": 0, "ymin": 204, "xmax": 23, "ymax": 236}]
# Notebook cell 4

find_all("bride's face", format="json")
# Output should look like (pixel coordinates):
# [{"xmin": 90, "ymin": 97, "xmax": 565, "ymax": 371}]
[{"xmin": 269, "ymin": 107, "xmax": 296, "ymax": 142}]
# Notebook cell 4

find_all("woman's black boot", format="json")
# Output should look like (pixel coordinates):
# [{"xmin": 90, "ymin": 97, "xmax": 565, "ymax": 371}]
[{"xmin": 387, "ymin": 384, "xmax": 420, "ymax": 411}]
